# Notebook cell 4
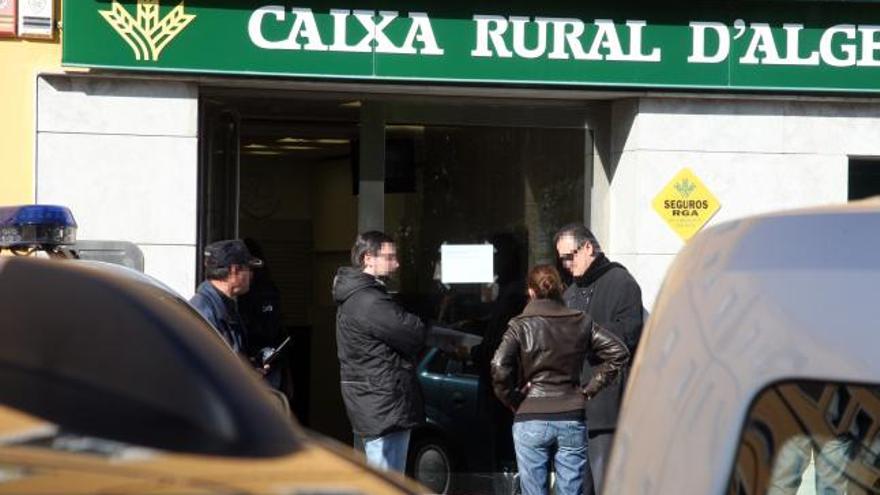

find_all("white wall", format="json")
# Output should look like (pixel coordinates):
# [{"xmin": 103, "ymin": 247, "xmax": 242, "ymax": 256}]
[
  {"xmin": 608, "ymin": 97, "xmax": 879, "ymax": 309},
  {"xmin": 35, "ymin": 76, "xmax": 198, "ymax": 298},
  {"xmin": 32, "ymin": 80, "xmax": 880, "ymax": 307}
]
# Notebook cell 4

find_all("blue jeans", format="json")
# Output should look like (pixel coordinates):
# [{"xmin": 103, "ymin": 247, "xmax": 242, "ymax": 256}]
[
  {"xmin": 363, "ymin": 429, "xmax": 411, "ymax": 473},
  {"xmin": 513, "ymin": 420, "xmax": 588, "ymax": 495}
]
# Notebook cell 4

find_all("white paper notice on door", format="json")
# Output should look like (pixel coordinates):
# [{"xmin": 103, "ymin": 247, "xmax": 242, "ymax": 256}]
[{"xmin": 440, "ymin": 244, "xmax": 494, "ymax": 284}]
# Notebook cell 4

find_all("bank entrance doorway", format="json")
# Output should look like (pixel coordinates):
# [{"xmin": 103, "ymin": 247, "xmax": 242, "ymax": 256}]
[{"xmin": 199, "ymin": 91, "xmax": 594, "ymax": 492}]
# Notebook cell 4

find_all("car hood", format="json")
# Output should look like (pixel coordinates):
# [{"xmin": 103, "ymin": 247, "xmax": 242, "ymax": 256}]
[{"xmin": 0, "ymin": 407, "xmax": 423, "ymax": 495}]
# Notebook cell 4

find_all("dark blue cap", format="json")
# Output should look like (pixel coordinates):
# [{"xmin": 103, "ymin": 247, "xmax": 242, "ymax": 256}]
[{"xmin": 204, "ymin": 239, "xmax": 263, "ymax": 270}]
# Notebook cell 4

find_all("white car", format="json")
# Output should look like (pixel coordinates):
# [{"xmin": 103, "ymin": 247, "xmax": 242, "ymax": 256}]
[{"xmin": 606, "ymin": 198, "xmax": 880, "ymax": 495}]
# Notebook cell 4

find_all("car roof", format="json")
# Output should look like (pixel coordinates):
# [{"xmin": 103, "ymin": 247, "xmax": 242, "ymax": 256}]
[
  {"xmin": 606, "ymin": 197, "xmax": 880, "ymax": 494},
  {"xmin": 0, "ymin": 256, "xmax": 300, "ymax": 458}
]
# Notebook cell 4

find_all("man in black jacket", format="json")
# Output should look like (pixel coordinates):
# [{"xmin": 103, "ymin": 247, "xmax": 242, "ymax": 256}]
[
  {"xmin": 238, "ymin": 238, "xmax": 289, "ymax": 392},
  {"xmin": 554, "ymin": 224, "xmax": 644, "ymax": 495},
  {"xmin": 332, "ymin": 231, "xmax": 427, "ymax": 472}
]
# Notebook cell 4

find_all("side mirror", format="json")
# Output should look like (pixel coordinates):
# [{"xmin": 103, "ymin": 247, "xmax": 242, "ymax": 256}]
[{"xmin": 73, "ymin": 240, "xmax": 145, "ymax": 272}]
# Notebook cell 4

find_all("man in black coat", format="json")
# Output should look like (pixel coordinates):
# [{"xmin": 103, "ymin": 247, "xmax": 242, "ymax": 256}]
[
  {"xmin": 332, "ymin": 231, "xmax": 427, "ymax": 473},
  {"xmin": 554, "ymin": 224, "xmax": 644, "ymax": 495},
  {"xmin": 238, "ymin": 238, "xmax": 289, "ymax": 392}
]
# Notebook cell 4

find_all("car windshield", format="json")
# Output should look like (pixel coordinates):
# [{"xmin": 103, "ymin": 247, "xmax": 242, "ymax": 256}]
[{"xmin": 727, "ymin": 381, "xmax": 880, "ymax": 494}]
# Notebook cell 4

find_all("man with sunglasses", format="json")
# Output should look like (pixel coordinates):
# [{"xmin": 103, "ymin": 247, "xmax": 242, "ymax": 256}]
[{"xmin": 554, "ymin": 224, "xmax": 644, "ymax": 495}]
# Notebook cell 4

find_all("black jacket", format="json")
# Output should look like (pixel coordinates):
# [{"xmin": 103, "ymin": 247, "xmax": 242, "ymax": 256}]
[
  {"xmin": 564, "ymin": 254, "xmax": 644, "ymax": 431},
  {"xmin": 332, "ymin": 267, "xmax": 427, "ymax": 437},
  {"xmin": 238, "ymin": 273, "xmax": 285, "ymax": 356},
  {"xmin": 490, "ymin": 299, "xmax": 629, "ymax": 415}
]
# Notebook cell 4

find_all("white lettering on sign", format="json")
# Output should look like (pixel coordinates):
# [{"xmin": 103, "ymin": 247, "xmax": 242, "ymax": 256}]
[
  {"xmin": 471, "ymin": 16, "xmax": 661, "ymax": 61},
  {"xmin": 471, "ymin": 15, "xmax": 513, "ymax": 58},
  {"xmin": 857, "ymin": 25, "xmax": 880, "ymax": 66},
  {"xmin": 545, "ymin": 18, "xmax": 590, "ymax": 60},
  {"xmin": 511, "ymin": 16, "xmax": 549, "ymax": 59},
  {"xmin": 247, "ymin": 6, "xmax": 880, "ymax": 70},
  {"xmin": 820, "ymin": 25, "xmax": 856, "ymax": 67},
  {"xmin": 248, "ymin": 6, "xmax": 443, "ymax": 55},
  {"xmin": 688, "ymin": 22, "xmax": 729, "ymax": 63},
  {"xmin": 689, "ymin": 19, "xmax": 880, "ymax": 67}
]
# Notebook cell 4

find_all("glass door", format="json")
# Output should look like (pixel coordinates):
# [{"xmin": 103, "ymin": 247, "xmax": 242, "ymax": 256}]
[
  {"xmin": 197, "ymin": 99, "xmax": 241, "ymax": 280},
  {"xmin": 380, "ymin": 102, "xmax": 592, "ymax": 491}
]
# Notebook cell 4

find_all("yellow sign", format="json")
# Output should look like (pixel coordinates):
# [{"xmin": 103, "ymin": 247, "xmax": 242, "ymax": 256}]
[
  {"xmin": 100, "ymin": 0, "xmax": 195, "ymax": 62},
  {"xmin": 652, "ymin": 168, "xmax": 721, "ymax": 241}
]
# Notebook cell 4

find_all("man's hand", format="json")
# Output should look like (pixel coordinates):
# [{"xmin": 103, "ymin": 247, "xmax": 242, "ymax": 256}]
[
  {"xmin": 510, "ymin": 381, "xmax": 532, "ymax": 412},
  {"xmin": 581, "ymin": 385, "xmax": 597, "ymax": 401},
  {"xmin": 249, "ymin": 356, "xmax": 272, "ymax": 376}
]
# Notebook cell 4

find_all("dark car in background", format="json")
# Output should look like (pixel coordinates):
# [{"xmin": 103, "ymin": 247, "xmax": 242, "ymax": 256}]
[{"xmin": 409, "ymin": 345, "xmax": 518, "ymax": 495}]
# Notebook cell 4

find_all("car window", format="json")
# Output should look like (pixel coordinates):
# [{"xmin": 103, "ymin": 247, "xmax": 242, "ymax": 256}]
[
  {"xmin": 445, "ymin": 354, "xmax": 479, "ymax": 377},
  {"xmin": 424, "ymin": 350, "xmax": 450, "ymax": 374},
  {"xmin": 726, "ymin": 381, "xmax": 880, "ymax": 494},
  {"xmin": 424, "ymin": 349, "xmax": 480, "ymax": 377}
]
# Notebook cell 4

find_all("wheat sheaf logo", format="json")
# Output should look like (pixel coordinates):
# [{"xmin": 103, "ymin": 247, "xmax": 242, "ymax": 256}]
[
  {"xmin": 674, "ymin": 178, "xmax": 697, "ymax": 198},
  {"xmin": 100, "ymin": 0, "xmax": 195, "ymax": 62}
]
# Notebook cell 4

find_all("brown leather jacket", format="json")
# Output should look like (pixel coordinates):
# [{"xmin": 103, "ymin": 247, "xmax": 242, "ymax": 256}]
[{"xmin": 490, "ymin": 298, "xmax": 630, "ymax": 414}]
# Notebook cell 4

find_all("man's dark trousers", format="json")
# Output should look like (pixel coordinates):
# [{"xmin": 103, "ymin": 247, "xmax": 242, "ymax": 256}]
[
  {"xmin": 583, "ymin": 430, "xmax": 614, "ymax": 495},
  {"xmin": 562, "ymin": 254, "xmax": 644, "ymax": 495}
]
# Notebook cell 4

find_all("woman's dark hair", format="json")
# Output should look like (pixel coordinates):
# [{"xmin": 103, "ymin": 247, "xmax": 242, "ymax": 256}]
[
  {"xmin": 527, "ymin": 264, "xmax": 565, "ymax": 301},
  {"xmin": 351, "ymin": 231, "xmax": 394, "ymax": 268}
]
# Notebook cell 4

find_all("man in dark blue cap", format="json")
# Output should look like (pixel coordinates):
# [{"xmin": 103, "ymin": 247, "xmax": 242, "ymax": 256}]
[{"xmin": 190, "ymin": 239, "xmax": 263, "ymax": 358}]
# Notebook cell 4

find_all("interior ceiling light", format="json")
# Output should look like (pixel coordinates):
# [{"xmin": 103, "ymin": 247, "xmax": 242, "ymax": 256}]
[
  {"xmin": 243, "ymin": 143, "xmax": 269, "ymax": 149},
  {"xmin": 276, "ymin": 137, "xmax": 349, "ymax": 145},
  {"xmin": 244, "ymin": 150, "xmax": 283, "ymax": 156},
  {"xmin": 339, "ymin": 101, "xmax": 362, "ymax": 108},
  {"xmin": 280, "ymin": 145, "xmax": 317, "ymax": 150}
]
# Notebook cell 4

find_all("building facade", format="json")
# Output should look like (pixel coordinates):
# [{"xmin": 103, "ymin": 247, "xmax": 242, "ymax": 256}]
[{"xmin": 5, "ymin": 1, "xmax": 880, "ymax": 441}]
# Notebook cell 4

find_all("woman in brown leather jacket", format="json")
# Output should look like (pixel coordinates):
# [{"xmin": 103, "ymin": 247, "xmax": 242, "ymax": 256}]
[{"xmin": 491, "ymin": 264, "xmax": 630, "ymax": 495}]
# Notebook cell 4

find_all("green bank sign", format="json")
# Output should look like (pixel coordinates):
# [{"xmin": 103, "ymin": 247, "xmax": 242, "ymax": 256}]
[{"xmin": 63, "ymin": 1, "xmax": 880, "ymax": 93}]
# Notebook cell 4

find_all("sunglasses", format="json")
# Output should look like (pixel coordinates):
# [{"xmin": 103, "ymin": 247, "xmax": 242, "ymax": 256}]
[{"xmin": 559, "ymin": 243, "xmax": 586, "ymax": 262}]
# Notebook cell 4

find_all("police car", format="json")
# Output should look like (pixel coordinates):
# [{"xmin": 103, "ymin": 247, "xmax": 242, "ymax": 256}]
[
  {"xmin": 605, "ymin": 197, "xmax": 880, "ymax": 495},
  {"xmin": 0, "ymin": 205, "xmax": 425, "ymax": 494},
  {"xmin": 0, "ymin": 204, "xmax": 78, "ymax": 258}
]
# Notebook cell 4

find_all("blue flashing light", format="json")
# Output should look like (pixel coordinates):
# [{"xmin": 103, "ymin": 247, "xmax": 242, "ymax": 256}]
[{"xmin": 0, "ymin": 205, "xmax": 78, "ymax": 248}]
